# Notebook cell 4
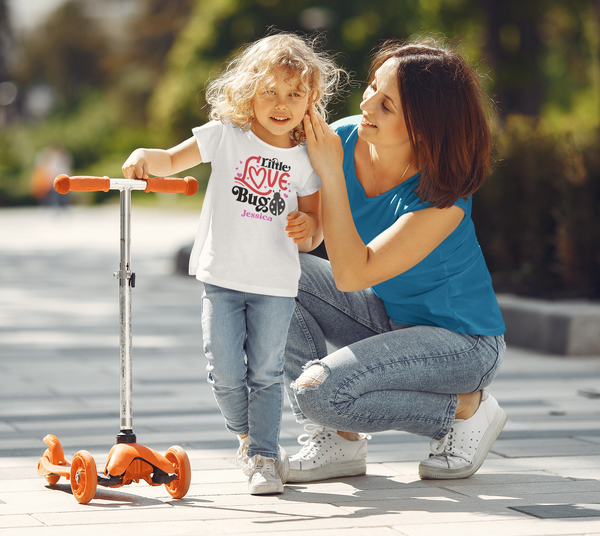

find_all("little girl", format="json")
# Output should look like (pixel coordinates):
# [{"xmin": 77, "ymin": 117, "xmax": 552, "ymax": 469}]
[{"xmin": 122, "ymin": 33, "xmax": 345, "ymax": 494}]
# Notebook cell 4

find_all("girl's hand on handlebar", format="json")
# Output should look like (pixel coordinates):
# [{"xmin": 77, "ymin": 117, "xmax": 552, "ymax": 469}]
[{"xmin": 122, "ymin": 149, "xmax": 149, "ymax": 180}]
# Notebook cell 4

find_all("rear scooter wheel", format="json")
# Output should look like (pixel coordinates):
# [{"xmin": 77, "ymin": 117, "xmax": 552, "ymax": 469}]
[
  {"xmin": 164, "ymin": 446, "xmax": 191, "ymax": 499},
  {"xmin": 70, "ymin": 450, "xmax": 97, "ymax": 504}
]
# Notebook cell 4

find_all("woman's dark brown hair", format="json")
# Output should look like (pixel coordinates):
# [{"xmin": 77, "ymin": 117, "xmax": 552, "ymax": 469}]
[{"xmin": 369, "ymin": 38, "xmax": 494, "ymax": 208}]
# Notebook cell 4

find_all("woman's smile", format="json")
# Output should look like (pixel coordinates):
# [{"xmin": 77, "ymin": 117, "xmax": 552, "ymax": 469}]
[{"xmin": 361, "ymin": 115, "xmax": 377, "ymax": 128}]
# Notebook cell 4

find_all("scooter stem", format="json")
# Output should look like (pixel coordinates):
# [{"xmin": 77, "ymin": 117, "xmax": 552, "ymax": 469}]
[{"xmin": 115, "ymin": 186, "xmax": 137, "ymax": 443}]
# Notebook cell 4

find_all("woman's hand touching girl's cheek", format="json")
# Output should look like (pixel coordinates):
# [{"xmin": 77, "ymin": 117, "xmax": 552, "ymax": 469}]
[{"xmin": 303, "ymin": 107, "xmax": 344, "ymax": 180}]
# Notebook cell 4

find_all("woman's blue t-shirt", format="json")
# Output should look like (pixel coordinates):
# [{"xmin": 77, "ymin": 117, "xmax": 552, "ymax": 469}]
[{"xmin": 335, "ymin": 116, "xmax": 505, "ymax": 336}]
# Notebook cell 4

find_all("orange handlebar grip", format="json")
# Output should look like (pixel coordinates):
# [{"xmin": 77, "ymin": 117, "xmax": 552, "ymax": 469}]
[
  {"xmin": 54, "ymin": 175, "xmax": 111, "ymax": 194},
  {"xmin": 144, "ymin": 176, "xmax": 198, "ymax": 196}
]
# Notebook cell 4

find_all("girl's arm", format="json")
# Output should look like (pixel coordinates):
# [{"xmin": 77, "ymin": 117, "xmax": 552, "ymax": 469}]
[
  {"xmin": 122, "ymin": 137, "xmax": 202, "ymax": 179},
  {"xmin": 303, "ymin": 109, "xmax": 464, "ymax": 292},
  {"xmin": 286, "ymin": 190, "xmax": 322, "ymax": 253}
]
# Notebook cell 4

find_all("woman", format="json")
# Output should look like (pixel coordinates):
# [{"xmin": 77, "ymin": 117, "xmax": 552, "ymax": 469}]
[{"xmin": 283, "ymin": 38, "xmax": 507, "ymax": 483}]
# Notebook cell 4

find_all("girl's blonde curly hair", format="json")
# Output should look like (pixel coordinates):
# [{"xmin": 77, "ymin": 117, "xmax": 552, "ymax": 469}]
[{"xmin": 206, "ymin": 32, "xmax": 347, "ymax": 144}]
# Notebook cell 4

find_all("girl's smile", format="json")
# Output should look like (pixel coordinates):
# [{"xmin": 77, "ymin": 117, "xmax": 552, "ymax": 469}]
[{"xmin": 251, "ymin": 70, "xmax": 311, "ymax": 148}]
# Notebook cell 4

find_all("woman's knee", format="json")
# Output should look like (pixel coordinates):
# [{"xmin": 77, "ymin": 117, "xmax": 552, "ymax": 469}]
[
  {"xmin": 294, "ymin": 363, "xmax": 329, "ymax": 390},
  {"xmin": 292, "ymin": 362, "xmax": 353, "ymax": 430}
]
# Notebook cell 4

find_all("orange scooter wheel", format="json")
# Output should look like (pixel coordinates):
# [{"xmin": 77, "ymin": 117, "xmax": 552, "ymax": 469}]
[
  {"xmin": 70, "ymin": 451, "xmax": 97, "ymax": 504},
  {"xmin": 38, "ymin": 449, "xmax": 60, "ymax": 485},
  {"xmin": 164, "ymin": 446, "xmax": 191, "ymax": 499}
]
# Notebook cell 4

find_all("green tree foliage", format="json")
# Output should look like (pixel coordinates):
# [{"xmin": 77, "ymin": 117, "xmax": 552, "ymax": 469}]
[
  {"xmin": 0, "ymin": 0, "xmax": 10, "ymax": 82},
  {"xmin": 473, "ymin": 116, "xmax": 600, "ymax": 298},
  {"xmin": 111, "ymin": 0, "xmax": 194, "ymax": 124},
  {"xmin": 540, "ymin": 0, "xmax": 600, "ymax": 130},
  {"xmin": 148, "ymin": 0, "xmax": 600, "ymax": 140},
  {"xmin": 0, "ymin": 0, "xmax": 197, "ymax": 203},
  {"xmin": 482, "ymin": 0, "xmax": 600, "ymax": 119},
  {"xmin": 2, "ymin": 0, "xmax": 600, "ymax": 296},
  {"xmin": 8, "ymin": 0, "xmax": 599, "ymax": 139},
  {"xmin": 148, "ymin": 0, "xmax": 240, "ymax": 142},
  {"xmin": 12, "ymin": 0, "xmax": 194, "ymax": 117},
  {"xmin": 148, "ymin": 0, "xmax": 487, "ymax": 141},
  {"xmin": 13, "ymin": 1, "xmax": 110, "ymax": 111}
]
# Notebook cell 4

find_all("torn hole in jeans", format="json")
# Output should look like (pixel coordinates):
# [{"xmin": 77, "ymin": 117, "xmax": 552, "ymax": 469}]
[{"xmin": 294, "ymin": 363, "xmax": 329, "ymax": 391}]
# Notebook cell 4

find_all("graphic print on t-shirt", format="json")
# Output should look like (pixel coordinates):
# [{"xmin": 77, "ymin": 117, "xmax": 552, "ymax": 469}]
[{"xmin": 231, "ymin": 155, "xmax": 292, "ymax": 219}]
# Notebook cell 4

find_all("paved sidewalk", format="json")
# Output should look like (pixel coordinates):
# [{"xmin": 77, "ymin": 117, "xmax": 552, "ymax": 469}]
[{"xmin": 2, "ymin": 206, "xmax": 600, "ymax": 535}]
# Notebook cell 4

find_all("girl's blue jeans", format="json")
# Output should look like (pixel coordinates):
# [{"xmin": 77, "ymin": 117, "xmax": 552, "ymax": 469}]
[
  {"xmin": 202, "ymin": 283, "xmax": 295, "ymax": 460},
  {"xmin": 284, "ymin": 254, "xmax": 505, "ymax": 441}
]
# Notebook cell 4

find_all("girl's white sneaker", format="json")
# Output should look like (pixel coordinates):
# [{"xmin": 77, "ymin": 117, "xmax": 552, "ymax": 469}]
[
  {"xmin": 236, "ymin": 436, "xmax": 289, "ymax": 483},
  {"xmin": 245, "ymin": 455, "xmax": 283, "ymax": 495}
]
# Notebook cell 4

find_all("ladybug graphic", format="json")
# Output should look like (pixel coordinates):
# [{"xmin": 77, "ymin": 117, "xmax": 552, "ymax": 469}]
[{"xmin": 270, "ymin": 192, "xmax": 286, "ymax": 216}]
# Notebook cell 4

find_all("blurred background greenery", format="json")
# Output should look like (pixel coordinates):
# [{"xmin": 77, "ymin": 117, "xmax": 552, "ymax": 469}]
[{"xmin": 1, "ymin": 0, "xmax": 599, "ymax": 298}]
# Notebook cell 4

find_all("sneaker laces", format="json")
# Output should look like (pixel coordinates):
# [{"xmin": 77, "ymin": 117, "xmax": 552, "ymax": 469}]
[
  {"xmin": 244, "ymin": 455, "xmax": 275, "ymax": 478},
  {"xmin": 295, "ymin": 424, "xmax": 332, "ymax": 460},
  {"xmin": 429, "ymin": 429, "xmax": 454, "ymax": 457},
  {"xmin": 428, "ymin": 419, "xmax": 468, "ymax": 458},
  {"xmin": 295, "ymin": 424, "xmax": 370, "ymax": 461}
]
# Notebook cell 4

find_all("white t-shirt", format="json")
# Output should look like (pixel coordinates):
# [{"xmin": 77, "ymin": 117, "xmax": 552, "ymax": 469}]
[{"xmin": 189, "ymin": 121, "xmax": 321, "ymax": 297}]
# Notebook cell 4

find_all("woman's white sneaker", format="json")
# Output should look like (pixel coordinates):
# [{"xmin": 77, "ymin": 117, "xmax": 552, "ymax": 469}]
[
  {"xmin": 288, "ymin": 424, "xmax": 369, "ymax": 483},
  {"xmin": 419, "ymin": 389, "xmax": 507, "ymax": 480}
]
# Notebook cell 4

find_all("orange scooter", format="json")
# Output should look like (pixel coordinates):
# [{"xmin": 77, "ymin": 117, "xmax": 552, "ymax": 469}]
[{"xmin": 37, "ymin": 174, "xmax": 198, "ymax": 504}]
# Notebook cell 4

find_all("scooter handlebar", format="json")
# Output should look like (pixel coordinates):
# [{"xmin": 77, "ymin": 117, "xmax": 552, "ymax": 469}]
[
  {"xmin": 144, "ymin": 176, "xmax": 198, "ymax": 196},
  {"xmin": 54, "ymin": 175, "xmax": 110, "ymax": 194},
  {"xmin": 54, "ymin": 174, "xmax": 198, "ymax": 196}
]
